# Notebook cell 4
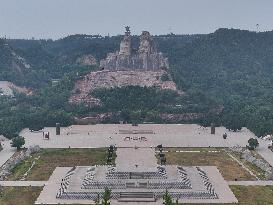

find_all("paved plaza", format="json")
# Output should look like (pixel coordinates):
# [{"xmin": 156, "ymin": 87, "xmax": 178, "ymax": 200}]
[
  {"xmin": 0, "ymin": 123, "xmax": 272, "ymax": 204},
  {"xmin": 21, "ymin": 124, "xmax": 256, "ymax": 148},
  {"xmin": 36, "ymin": 147, "xmax": 237, "ymax": 204}
]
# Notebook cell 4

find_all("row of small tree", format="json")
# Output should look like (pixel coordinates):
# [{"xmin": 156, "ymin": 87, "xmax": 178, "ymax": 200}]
[
  {"xmin": 95, "ymin": 187, "xmax": 111, "ymax": 205},
  {"xmin": 106, "ymin": 145, "xmax": 115, "ymax": 165},
  {"xmin": 96, "ymin": 188, "xmax": 178, "ymax": 205},
  {"xmin": 163, "ymin": 190, "xmax": 179, "ymax": 205}
]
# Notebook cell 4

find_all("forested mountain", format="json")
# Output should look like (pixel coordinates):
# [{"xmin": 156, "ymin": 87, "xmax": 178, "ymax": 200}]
[
  {"xmin": 161, "ymin": 29, "xmax": 273, "ymax": 136},
  {"xmin": 1, "ymin": 28, "xmax": 273, "ymax": 137}
]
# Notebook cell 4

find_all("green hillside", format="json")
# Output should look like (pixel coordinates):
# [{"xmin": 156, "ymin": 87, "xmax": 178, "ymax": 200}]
[{"xmin": 1, "ymin": 29, "xmax": 273, "ymax": 137}]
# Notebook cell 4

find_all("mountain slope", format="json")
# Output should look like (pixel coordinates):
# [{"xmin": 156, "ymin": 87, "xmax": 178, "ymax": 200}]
[
  {"xmin": 1, "ymin": 29, "xmax": 273, "ymax": 136},
  {"xmin": 0, "ymin": 39, "xmax": 31, "ymax": 74},
  {"xmin": 161, "ymin": 28, "xmax": 273, "ymax": 135}
]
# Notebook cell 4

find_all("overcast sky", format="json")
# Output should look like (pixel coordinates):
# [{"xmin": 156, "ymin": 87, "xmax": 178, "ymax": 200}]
[{"xmin": 1, "ymin": 0, "xmax": 273, "ymax": 39}]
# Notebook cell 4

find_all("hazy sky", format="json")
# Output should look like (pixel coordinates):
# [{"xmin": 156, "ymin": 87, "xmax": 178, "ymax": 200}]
[{"xmin": 1, "ymin": 0, "xmax": 273, "ymax": 39}]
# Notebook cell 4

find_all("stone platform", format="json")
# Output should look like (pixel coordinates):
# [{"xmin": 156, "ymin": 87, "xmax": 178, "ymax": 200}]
[
  {"xmin": 115, "ymin": 148, "xmax": 158, "ymax": 172},
  {"xmin": 35, "ymin": 147, "xmax": 237, "ymax": 204},
  {"xmin": 36, "ymin": 165, "xmax": 237, "ymax": 204}
]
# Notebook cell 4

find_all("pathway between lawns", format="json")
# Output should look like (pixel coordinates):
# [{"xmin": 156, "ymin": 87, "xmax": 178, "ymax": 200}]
[
  {"xmin": 0, "ymin": 140, "xmax": 16, "ymax": 168},
  {"xmin": 257, "ymin": 139, "xmax": 273, "ymax": 167},
  {"xmin": 228, "ymin": 181, "xmax": 273, "ymax": 186},
  {"xmin": 0, "ymin": 181, "xmax": 46, "ymax": 187}
]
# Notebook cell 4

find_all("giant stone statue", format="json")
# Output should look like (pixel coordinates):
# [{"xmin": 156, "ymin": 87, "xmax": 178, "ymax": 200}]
[{"xmin": 100, "ymin": 27, "xmax": 169, "ymax": 71}]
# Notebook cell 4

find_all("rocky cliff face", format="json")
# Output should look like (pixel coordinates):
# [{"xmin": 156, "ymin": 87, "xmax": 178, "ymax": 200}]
[
  {"xmin": 0, "ymin": 81, "xmax": 32, "ymax": 97},
  {"xmin": 100, "ymin": 29, "xmax": 169, "ymax": 71},
  {"xmin": 69, "ymin": 70, "xmax": 177, "ymax": 106},
  {"xmin": 70, "ymin": 28, "xmax": 179, "ymax": 106}
]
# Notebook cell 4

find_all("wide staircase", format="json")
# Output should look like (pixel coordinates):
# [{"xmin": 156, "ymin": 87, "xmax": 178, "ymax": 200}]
[{"xmin": 118, "ymin": 192, "xmax": 155, "ymax": 202}]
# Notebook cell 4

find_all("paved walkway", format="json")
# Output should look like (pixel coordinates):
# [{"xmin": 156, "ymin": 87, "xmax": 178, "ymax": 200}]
[
  {"xmin": 256, "ymin": 139, "xmax": 273, "ymax": 167},
  {"xmin": 36, "ymin": 167, "xmax": 84, "ymax": 204},
  {"xmin": 0, "ymin": 139, "xmax": 16, "ymax": 168},
  {"xmin": 228, "ymin": 180, "xmax": 273, "ymax": 186},
  {"xmin": 0, "ymin": 181, "xmax": 46, "ymax": 187}
]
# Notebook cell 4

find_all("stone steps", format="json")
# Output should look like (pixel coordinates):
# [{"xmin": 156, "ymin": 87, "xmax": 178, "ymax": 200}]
[{"xmin": 118, "ymin": 192, "xmax": 155, "ymax": 202}]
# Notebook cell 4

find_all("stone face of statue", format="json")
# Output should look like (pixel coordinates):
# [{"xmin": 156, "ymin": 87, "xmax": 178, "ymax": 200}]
[
  {"xmin": 139, "ymin": 39, "xmax": 151, "ymax": 54},
  {"xmin": 100, "ymin": 28, "xmax": 169, "ymax": 71},
  {"xmin": 139, "ymin": 31, "xmax": 152, "ymax": 54}
]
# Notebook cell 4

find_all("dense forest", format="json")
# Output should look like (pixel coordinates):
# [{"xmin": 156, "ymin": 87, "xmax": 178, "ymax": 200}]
[{"xmin": 1, "ymin": 28, "xmax": 273, "ymax": 137}]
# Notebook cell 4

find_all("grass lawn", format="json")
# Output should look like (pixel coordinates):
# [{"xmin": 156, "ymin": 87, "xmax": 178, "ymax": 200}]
[
  {"xmin": 160, "ymin": 148, "xmax": 256, "ymax": 181},
  {"xmin": 181, "ymin": 186, "xmax": 273, "ymax": 205},
  {"xmin": 230, "ymin": 150, "xmax": 267, "ymax": 180},
  {"xmin": 0, "ymin": 187, "xmax": 83, "ymax": 205},
  {"xmin": 0, "ymin": 187, "xmax": 42, "ymax": 205},
  {"xmin": 7, "ymin": 148, "xmax": 114, "ymax": 181},
  {"xmin": 230, "ymin": 185, "xmax": 273, "ymax": 205}
]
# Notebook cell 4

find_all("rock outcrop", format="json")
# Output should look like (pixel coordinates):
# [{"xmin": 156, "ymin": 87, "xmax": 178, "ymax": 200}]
[
  {"xmin": 70, "ymin": 27, "xmax": 179, "ymax": 106},
  {"xmin": 74, "ymin": 112, "xmax": 205, "ymax": 124},
  {"xmin": 159, "ymin": 113, "xmax": 205, "ymax": 122},
  {"xmin": 0, "ymin": 81, "xmax": 32, "ymax": 97},
  {"xmin": 100, "ymin": 27, "xmax": 169, "ymax": 71},
  {"xmin": 69, "ymin": 70, "xmax": 177, "ymax": 106}
]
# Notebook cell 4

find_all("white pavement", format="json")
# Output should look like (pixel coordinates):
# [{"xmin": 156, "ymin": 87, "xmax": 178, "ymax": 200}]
[
  {"xmin": 21, "ymin": 124, "xmax": 256, "ymax": 149},
  {"xmin": 36, "ymin": 167, "xmax": 95, "ymax": 205},
  {"xmin": 0, "ymin": 181, "xmax": 46, "ymax": 187},
  {"xmin": 228, "ymin": 180, "xmax": 273, "ymax": 186},
  {"xmin": 0, "ymin": 138, "xmax": 16, "ymax": 168},
  {"xmin": 177, "ymin": 166, "xmax": 238, "ymax": 204},
  {"xmin": 256, "ymin": 139, "xmax": 273, "ymax": 167},
  {"xmin": 116, "ymin": 148, "xmax": 158, "ymax": 172}
]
